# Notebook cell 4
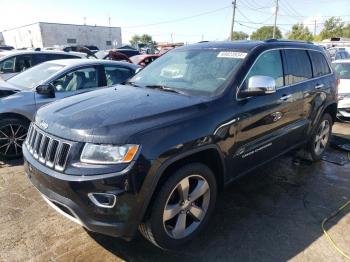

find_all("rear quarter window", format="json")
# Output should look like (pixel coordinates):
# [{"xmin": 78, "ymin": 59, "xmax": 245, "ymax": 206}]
[
  {"xmin": 283, "ymin": 49, "xmax": 312, "ymax": 85},
  {"xmin": 308, "ymin": 51, "xmax": 331, "ymax": 77}
]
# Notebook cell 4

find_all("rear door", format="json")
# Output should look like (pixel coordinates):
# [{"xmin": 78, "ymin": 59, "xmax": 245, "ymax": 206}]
[
  {"xmin": 304, "ymin": 50, "xmax": 333, "ymax": 125},
  {"xmin": 229, "ymin": 49, "xmax": 305, "ymax": 176}
]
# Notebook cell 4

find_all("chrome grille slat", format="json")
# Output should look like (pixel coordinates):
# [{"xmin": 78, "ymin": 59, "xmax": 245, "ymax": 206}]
[
  {"xmin": 33, "ymin": 133, "xmax": 43, "ymax": 159},
  {"xmin": 29, "ymin": 129, "xmax": 38, "ymax": 153},
  {"xmin": 25, "ymin": 124, "xmax": 71, "ymax": 172}
]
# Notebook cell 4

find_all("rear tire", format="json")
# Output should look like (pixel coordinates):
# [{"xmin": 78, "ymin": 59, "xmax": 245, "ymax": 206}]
[
  {"xmin": 305, "ymin": 113, "xmax": 333, "ymax": 161},
  {"xmin": 139, "ymin": 163, "xmax": 217, "ymax": 250},
  {"xmin": 0, "ymin": 118, "xmax": 29, "ymax": 160}
]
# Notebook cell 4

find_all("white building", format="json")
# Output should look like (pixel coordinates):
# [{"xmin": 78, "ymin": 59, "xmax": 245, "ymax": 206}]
[{"xmin": 1, "ymin": 22, "xmax": 122, "ymax": 50}]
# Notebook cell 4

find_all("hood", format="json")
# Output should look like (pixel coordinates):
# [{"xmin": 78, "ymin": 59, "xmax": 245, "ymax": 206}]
[
  {"xmin": 338, "ymin": 79, "xmax": 350, "ymax": 94},
  {"xmin": 35, "ymin": 85, "xmax": 209, "ymax": 143},
  {"xmin": 0, "ymin": 81, "xmax": 21, "ymax": 98},
  {"xmin": 0, "ymin": 73, "xmax": 18, "ymax": 81}
]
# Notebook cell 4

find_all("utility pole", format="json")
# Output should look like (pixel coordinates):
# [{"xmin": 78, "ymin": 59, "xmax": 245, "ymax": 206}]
[
  {"xmin": 83, "ymin": 17, "xmax": 86, "ymax": 26},
  {"xmin": 313, "ymin": 20, "xmax": 317, "ymax": 36},
  {"xmin": 230, "ymin": 0, "xmax": 237, "ymax": 40},
  {"xmin": 171, "ymin": 33, "xmax": 173, "ymax": 43},
  {"xmin": 272, "ymin": 0, "xmax": 279, "ymax": 39},
  {"xmin": 108, "ymin": 17, "xmax": 112, "ymax": 48}
]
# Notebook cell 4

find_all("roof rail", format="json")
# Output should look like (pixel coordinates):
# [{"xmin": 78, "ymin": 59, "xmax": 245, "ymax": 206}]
[{"xmin": 264, "ymin": 39, "xmax": 314, "ymax": 44}]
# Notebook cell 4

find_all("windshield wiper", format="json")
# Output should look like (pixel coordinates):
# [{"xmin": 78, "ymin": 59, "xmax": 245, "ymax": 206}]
[
  {"xmin": 123, "ymin": 81, "xmax": 141, "ymax": 87},
  {"xmin": 145, "ymin": 85, "xmax": 186, "ymax": 95}
]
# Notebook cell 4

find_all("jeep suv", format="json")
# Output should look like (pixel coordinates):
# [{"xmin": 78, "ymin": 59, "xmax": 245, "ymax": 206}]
[{"xmin": 23, "ymin": 40, "xmax": 337, "ymax": 250}]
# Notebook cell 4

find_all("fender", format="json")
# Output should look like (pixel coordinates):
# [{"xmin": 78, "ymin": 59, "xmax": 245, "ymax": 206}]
[
  {"xmin": 126, "ymin": 144, "xmax": 226, "ymax": 239},
  {"xmin": 308, "ymin": 101, "xmax": 337, "ymax": 136}
]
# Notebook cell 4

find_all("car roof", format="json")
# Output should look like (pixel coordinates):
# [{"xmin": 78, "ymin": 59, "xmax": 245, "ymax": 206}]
[
  {"xmin": 176, "ymin": 40, "xmax": 323, "ymax": 52},
  {"xmin": 332, "ymin": 59, "xmax": 350, "ymax": 63},
  {"xmin": 43, "ymin": 58, "xmax": 140, "ymax": 69},
  {"xmin": 132, "ymin": 54, "xmax": 159, "ymax": 59},
  {"xmin": 0, "ymin": 50, "xmax": 84, "ymax": 57}
]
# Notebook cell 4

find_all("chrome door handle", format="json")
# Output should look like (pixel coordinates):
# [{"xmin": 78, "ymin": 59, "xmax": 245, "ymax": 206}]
[
  {"xmin": 280, "ymin": 94, "xmax": 292, "ymax": 101},
  {"xmin": 315, "ymin": 84, "xmax": 324, "ymax": 89}
]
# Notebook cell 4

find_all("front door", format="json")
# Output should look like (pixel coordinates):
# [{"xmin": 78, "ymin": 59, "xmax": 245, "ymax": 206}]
[
  {"xmin": 35, "ymin": 66, "xmax": 101, "ymax": 109},
  {"xmin": 227, "ymin": 49, "xmax": 305, "ymax": 177}
]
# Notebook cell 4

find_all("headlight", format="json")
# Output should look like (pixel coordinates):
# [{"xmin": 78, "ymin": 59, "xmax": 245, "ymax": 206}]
[{"xmin": 80, "ymin": 144, "xmax": 139, "ymax": 164}]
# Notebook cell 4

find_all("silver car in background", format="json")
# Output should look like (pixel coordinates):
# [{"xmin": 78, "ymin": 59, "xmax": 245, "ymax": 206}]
[
  {"xmin": 0, "ymin": 59, "xmax": 140, "ymax": 159},
  {"xmin": 0, "ymin": 50, "xmax": 86, "ymax": 80},
  {"xmin": 332, "ymin": 59, "xmax": 350, "ymax": 120}
]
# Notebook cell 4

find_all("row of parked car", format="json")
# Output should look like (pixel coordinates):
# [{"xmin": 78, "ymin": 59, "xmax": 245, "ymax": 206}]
[
  {"xmin": 0, "ymin": 39, "xmax": 349, "ymax": 250},
  {"xmin": 0, "ymin": 46, "xmax": 164, "ymax": 81}
]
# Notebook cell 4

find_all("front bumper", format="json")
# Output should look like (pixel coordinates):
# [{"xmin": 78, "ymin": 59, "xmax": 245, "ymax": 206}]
[{"xmin": 23, "ymin": 145, "xmax": 146, "ymax": 239}]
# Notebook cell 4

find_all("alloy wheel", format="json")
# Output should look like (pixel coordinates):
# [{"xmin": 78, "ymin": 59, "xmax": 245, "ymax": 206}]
[
  {"xmin": 314, "ymin": 119, "xmax": 330, "ymax": 156},
  {"xmin": 163, "ymin": 175, "xmax": 210, "ymax": 239},
  {"xmin": 0, "ymin": 124, "xmax": 28, "ymax": 157}
]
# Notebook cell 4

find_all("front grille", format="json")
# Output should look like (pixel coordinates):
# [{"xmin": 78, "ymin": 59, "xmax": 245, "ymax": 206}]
[{"xmin": 25, "ymin": 124, "xmax": 71, "ymax": 171}]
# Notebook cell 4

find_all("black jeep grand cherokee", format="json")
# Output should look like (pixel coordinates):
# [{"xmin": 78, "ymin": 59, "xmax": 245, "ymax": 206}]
[{"xmin": 24, "ymin": 40, "xmax": 337, "ymax": 249}]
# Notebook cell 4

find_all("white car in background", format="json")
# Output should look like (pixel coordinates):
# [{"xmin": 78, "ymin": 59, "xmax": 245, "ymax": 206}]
[{"xmin": 333, "ymin": 59, "xmax": 350, "ymax": 119}]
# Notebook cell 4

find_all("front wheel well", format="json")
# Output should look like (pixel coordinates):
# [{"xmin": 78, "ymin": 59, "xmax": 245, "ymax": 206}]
[
  {"xmin": 0, "ymin": 113, "xmax": 31, "ymax": 124},
  {"xmin": 143, "ymin": 148, "xmax": 225, "ymax": 221},
  {"xmin": 323, "ymin": 103, "xmax": 337, "ymax": 123}
]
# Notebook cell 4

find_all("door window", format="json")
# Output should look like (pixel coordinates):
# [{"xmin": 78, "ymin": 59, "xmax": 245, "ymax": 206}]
[
  {"xmin": 15, "ymin": 55, "xmax": 33, "ymax": 72},
  {"xmin": 308, "ymin": 51, "xmax": 331, "ymax": 77},
  {"xmin": 0, "ymin": 57, "xmax": 15, "ymax": 73},
  {"xmin": 244, "ymin": 50, "xmax": 284, "ymax": 89},
  {"xmin": 52, "ymin": 67, "xmax": 99, "ymax": 92},
  {"xmin": 284, "ymin": 50, "xmax": 312, "ymax": 85},
  {"xmin": 105, "ymin": 66, "xmax": 133, "ymax": 86}
]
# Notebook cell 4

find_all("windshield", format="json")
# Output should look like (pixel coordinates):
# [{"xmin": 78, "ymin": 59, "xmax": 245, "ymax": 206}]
[
  {"xmin": 333, "ymin": 63, "xmax": 350, "ymax": 79},
  {"xmin": 129, "ymin": 49, "xmax": 246, "ymax": 96},
  {"xmin": 7, "ymin": 62, "xmax": 65, "ymax": 89}
]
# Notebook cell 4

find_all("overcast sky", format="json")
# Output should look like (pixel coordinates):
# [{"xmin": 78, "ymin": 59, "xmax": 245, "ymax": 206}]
[{"xmin": 0, "ymin": 0, "xmax": 349, "ymax": 44}]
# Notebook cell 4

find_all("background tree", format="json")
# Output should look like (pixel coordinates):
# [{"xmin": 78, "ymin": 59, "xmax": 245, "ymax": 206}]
[
  {"xmin": 130, "ymin": 34, "xmax": 155, "ymax": 47},
  {"xmin": 130, "ymin": 35, "xmax": 141, "ymax": 46},
  {"xmin": 343, "ymin": 24, "xmax": 350, "ymax": 38},
  {"xmin": 287, "ymin": 23, "xmax": 313, "ymax": 41},
  {"xmin": 319, "ymin": 17, "xmax": 345, "ymax": 40},
  {"xmin": 231, "ymin": 31, "xmax": 249, "ymax": 40},
  {"xmin": 250, "ymin": 26, "xmax": 282, "ymax": 40}
]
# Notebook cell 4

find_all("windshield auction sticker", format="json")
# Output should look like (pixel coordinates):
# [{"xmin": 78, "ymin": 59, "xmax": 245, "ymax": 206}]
[{"xmin": 217, "ymin": 51, "xmax": 247, "ymax": 59}]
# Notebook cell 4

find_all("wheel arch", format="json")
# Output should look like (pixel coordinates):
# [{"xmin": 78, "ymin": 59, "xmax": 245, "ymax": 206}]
[
  {"xmin": 141, "ymin": 145, "xmax": 226, "ymax": 222},
  {"xmin": 0, "ymin": 112, "xmax": 31, "ymax": 124},
  {"xmin": 322, "ymin": 102, "xmax": 337, "ymax": 123}
]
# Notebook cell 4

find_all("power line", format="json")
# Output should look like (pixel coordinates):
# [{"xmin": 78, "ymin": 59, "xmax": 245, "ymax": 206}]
[
  {"xmin": 123, "ymin": 5, "xmax": 230, "ymax": 28},
  {"xmin": 236, "ymin": 8, "xmax": 274, "ymax": 24}
]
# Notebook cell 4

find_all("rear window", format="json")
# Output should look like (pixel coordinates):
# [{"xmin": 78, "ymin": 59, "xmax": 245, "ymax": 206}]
[
  {"xmin": 308, "ymin": 51, "xmax": 331, "ymax": 77},
  {"xmin": 284, "ymin": 49, "xmax": 312, "ymax": 85}
]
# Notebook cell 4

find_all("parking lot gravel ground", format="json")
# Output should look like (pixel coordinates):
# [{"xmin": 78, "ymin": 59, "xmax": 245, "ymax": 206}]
[{"xmin": 1, "ymin": 122, "xmax": 350, "ymax": 262}]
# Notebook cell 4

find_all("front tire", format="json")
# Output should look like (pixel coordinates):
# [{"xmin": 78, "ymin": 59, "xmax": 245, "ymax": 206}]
[
  {"xmin": 139, "ymin": 163, "xmax": 217, "ymax": 250},
  {"xmin": 306, "ymin": 113, "xmax": 333, "ymax": 161},
  {"xmin": 0, "ymin": 118, "xmax": 29, "ymax": 160}
]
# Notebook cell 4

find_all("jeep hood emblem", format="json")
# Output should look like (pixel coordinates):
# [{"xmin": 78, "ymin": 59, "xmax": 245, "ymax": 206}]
[{"xmin": 39, "ymin": 120, "xmax": 49, "ymax": 130}]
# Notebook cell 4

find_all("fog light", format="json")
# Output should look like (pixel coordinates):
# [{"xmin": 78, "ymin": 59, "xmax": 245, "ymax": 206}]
[{"xmin": 88, "ymin": 193, "xmax": 117, "ymax": 209}]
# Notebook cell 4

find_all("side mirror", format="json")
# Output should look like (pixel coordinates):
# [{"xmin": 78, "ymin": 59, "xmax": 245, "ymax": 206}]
[
  {"xmin": 135, "ymin": 67, "xmax": 143, "ymax": 74},
  {"xmin": 239, "ymin": 75, "xmax": 276, "ymax": 98},
  {"xmin": 36, "ymin": 84, "xmax": 55, "ymax": 98}
]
